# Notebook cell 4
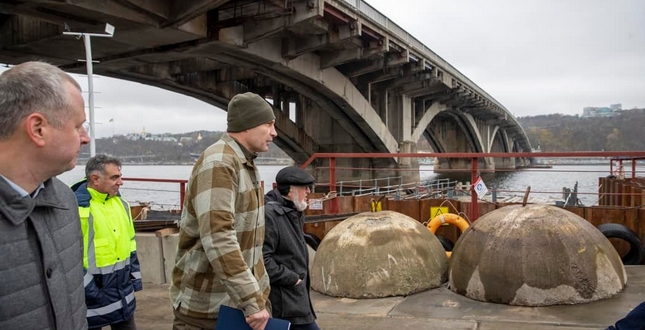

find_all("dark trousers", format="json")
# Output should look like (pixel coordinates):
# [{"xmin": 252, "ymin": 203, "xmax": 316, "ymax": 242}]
[
  {"xmin": 607, "ymin": 302, "xmax": 645, "ymax": 330},
  {"xmin": 89, "ymin": 316, "xmax": 137, "ymax": 330},
  {"xmin": 291, "ymin": 322, "xmax": 320, "ymax": 330}
]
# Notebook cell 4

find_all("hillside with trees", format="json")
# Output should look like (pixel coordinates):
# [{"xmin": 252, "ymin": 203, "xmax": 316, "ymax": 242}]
[
  {"xmin": 80, "ymin": 130, "xmax": 290, "ymax": 164},
  {"xmin": 517, "ymin": 109, "xmax": 645, "ymax": 152}
]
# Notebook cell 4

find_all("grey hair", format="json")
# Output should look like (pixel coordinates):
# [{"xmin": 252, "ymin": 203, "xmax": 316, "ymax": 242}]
[
  {"xmin": 0, "ymin": 61, "xmax": 82, "ymax": 140},
  {"xmin": 85, "ymin": 154, "xmax": 122, "ymax": 179}
]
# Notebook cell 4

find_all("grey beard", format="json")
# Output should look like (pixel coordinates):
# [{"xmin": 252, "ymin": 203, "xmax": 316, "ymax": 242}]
[
  {"xmin": 286, "ymin": 190, "xmax": 308, "ymax": 212},
  {"xmin": 294, "ymin": 200, "xmax": 308, "ymax": 212}
]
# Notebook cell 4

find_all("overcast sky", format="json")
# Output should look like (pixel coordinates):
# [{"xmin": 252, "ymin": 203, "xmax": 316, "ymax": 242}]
[{"xmin": 2, "ymin": 0, "xmax": 643, "ymax": 138}]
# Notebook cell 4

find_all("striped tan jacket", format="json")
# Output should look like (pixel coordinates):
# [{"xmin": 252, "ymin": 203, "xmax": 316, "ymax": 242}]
[{"xmin": 170, "ymin": 133, "xmax": 270, "ymax": 320}]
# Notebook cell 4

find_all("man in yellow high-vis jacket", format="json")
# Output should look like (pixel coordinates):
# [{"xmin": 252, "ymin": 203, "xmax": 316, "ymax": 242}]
[{"xmin": 71, "ymin": 154, "xmax": 142, "ymax": 330}]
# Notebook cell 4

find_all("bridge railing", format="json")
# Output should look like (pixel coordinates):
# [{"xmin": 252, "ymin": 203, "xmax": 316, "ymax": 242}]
[{"xmin": 336, "ymin": 0, "xmax": 506, "ymax": 111}]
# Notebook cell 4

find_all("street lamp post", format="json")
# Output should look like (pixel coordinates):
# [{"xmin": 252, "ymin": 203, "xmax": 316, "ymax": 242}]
[{"xmin": 63, "ymin": 23, "xmax": 115, "ymax": 157}]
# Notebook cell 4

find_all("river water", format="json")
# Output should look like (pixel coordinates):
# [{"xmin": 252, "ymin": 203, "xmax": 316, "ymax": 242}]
[{"xmin": 57, "ymin": 164, "xmax": 626, "ymax": 210}]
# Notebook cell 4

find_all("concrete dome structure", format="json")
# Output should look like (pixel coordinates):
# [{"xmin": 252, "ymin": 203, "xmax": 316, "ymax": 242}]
[
  {"xmin": 449, "ymin": 204, "xmax": 627, "ymax": 306},
  {"xmin": 311, "ymin": 210, "xmax": 448, "ymax": 298}
]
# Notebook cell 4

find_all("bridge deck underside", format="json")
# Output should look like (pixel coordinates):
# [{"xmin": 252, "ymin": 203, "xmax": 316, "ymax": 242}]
[{"xmin": 0, "ymin": 0, "xmax": 531, "ymax": 178}]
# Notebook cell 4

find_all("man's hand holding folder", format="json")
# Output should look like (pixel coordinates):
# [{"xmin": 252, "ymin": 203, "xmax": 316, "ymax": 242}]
[
  {"xmin": 216, "ymin": 305, "xmax": 291, "ymax": 330},
  {"xmin": 246, "ymin": 309, "xmax": 270, "ymax": 330}
]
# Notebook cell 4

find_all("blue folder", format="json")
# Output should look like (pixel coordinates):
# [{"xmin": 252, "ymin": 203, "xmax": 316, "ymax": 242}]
[{"xmin": 215, "ymin": 305, "xmax": 291, "ymax": 330}]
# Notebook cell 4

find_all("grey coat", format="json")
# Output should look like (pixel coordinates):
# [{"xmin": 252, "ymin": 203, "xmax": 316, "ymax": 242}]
[
  {"xmin": 0, "ymin": 177, "xmax": 88, "ymax": 330},
  {"xmin": 263, "ymin": 189, "xmax": 316, "ymax": 325}
]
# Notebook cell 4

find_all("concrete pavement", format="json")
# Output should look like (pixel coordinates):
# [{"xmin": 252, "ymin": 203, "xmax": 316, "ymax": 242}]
[{"xmin": 135, "ymin": 266, "xmax": 644, "ymax": 329}]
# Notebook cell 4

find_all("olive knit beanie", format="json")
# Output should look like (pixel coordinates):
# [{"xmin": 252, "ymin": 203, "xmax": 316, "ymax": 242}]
[{"xmin": 227, "ymin": 92, "xmax": 276, "ymax": 132}]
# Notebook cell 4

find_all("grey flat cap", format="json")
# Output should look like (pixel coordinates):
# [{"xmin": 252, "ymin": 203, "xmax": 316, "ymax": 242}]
[{"xmin": 275, "ymin": 166, "xmax": 315, "ymax": 186}]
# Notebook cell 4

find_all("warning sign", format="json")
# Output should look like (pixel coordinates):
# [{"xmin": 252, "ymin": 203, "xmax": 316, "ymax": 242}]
[
  {"xmin": 430, "ymin": 206, "xmax": 449, "ymax": 219},
  {"xmin": 309, "ymin": 199, "xmax": 323, "ymax": 210}
]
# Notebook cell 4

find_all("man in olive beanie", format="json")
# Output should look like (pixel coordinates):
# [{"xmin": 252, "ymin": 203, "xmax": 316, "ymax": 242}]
[
  {"xmin": 227, "ymin": 92, "xmax": 276, "ymax": 132},
  {"xmin": 171, "ymin": 92, "xmax": 277, "ymax": 330}
]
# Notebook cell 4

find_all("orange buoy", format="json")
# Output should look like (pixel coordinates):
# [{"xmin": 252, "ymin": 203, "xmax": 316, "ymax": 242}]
[
  {"xmin": 427, "ymin": 213, "xmax": 470, "ymax": 234},
  {"xmin": 427, "ymin": 213, "xmax": 469, "ymax": 257}
]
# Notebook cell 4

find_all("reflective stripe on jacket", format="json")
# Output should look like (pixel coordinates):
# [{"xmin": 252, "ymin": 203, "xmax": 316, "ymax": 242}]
[{"xmin": 71, "ymin": 179, "xmax": 142, "ymax": 328}]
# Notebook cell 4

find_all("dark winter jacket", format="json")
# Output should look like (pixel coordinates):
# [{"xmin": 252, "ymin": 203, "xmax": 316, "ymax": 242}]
[
  {"xmin": 263, "ymin": 189, "xmax": 316, "ymax": 325},
  {"xmin": 0, "ymin": 176, "xmax": 88, "ymax": 330}
]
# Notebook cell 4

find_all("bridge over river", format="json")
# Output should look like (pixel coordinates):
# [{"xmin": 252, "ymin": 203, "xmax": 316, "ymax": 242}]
[{"xmin": 0, "ymin": 0, "xmax": 532, "ymax": 182}]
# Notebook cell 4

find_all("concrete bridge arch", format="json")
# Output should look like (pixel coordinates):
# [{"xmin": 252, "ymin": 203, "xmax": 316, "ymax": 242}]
[{"xmin": 0, "ymin": 0, "xmax": 533, "ymax": 182}]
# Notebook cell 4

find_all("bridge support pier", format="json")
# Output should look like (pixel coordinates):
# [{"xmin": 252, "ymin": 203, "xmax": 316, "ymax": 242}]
[
  {"xmin": 308, "ymin": 143, "xmax": 422, "ymax": 194},
  {"xmin": 433, "ymin": 156, "xmax": 528, "ymax": 173},
  {"xmin": 397, "ymin": 141, "xmax": 420, "ymax": 184},
  {"xmin": 311, "ymin": 154, "xmax": 421, "ymax": 195},
  {"xmin": 434, "ymin": 158, "xmax": 475, "ymax": 173},
  {"xmin": 514, "ymin": 157, "xmax": 532, "ymax": 168},
  {"xmin": 495, "ymin": 157, "xmax": 517, "ymax": 171},
  {"xmin": 434, "ymin": 157, "xmax": 501, "ymax": 173}
]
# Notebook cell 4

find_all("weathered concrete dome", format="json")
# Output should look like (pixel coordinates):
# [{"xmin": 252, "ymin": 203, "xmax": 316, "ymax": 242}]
[
  {"xmin": 449, "ymin": 204, "xmax": 627, "ymax": 306},
  {"xmin": 311, "ymin": 210, "xmax": 448, "ymax": 298}
]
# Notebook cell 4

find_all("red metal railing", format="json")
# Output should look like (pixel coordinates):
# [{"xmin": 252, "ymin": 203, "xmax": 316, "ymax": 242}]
[
  {"xmin": 121, "ymin": 178, "xmax": 267, "ymax": 214},
  {"xmin": 117, "ymin": 152, "xmax": 645, "ymax": 218},
  {"xmin": 301, "ymin": 151, "xmax": 645, "ymax": 220},
  {"xmin": 122, "ymin": 177, "xmax": 187, "ymax": 212},
  {"xmin": 610, "ymin": 157, "xmax": 645, "ymax": 179}
]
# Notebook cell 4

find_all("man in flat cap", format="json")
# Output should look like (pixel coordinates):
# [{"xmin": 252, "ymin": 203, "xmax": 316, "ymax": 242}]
[
  {"xmin": 263, "ymin": 166, "xmax": 319, "ymax": 330},
  {"xmin": 171, "ymin": 92, "xmax": 277, "ymax": 330}
]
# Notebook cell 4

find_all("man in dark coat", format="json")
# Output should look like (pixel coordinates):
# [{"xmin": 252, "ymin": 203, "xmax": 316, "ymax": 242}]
[{"xmin": 263, "ymin": 166, "xmax": 319, "ymax": 330}]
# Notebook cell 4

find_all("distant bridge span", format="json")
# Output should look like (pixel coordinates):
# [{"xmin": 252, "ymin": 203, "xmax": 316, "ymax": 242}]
[{"xmin": 0, "ymin": 0, "xmax": 532, "ymax": 182}]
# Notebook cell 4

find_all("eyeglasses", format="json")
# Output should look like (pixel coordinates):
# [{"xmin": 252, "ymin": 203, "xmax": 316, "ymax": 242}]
[{"xmin": 292, "ymin": 184, "xmax": 314, "ymax": 193}]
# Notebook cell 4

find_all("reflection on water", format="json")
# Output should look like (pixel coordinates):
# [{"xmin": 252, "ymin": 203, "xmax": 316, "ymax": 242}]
[
  {"xmin": 57, "ymin": 164, "xmax": 624, "ymax": 209},
  {"xmin": 421, "ymin": 165, "xmax": 616, "ymax": 205}
]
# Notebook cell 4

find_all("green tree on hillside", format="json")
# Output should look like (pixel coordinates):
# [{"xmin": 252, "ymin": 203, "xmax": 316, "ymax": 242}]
[{"xmin": 605, "ymin": 128, "xmax": 624, "ymax": 151}]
